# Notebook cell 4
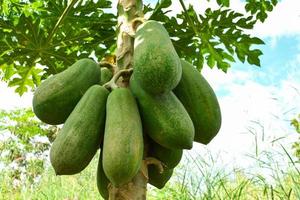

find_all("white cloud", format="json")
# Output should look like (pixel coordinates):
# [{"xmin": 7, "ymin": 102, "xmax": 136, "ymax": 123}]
[{"xmin": 251, "ymin": 0, "xmax": 300, "ymax": 38}]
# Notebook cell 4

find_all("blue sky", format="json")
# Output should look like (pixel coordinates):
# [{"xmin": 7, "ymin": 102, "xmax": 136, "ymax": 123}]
[
  {"xmin": 236, "ymin": 36, "xmax": 299, "ymax": 86},
  {"xmin": 0, "ymin": 0, "xmax": 299, "ymax": 172},
  {"xmin": 203, "ymin": 34, "xmax": 300, "ymax": 157}
]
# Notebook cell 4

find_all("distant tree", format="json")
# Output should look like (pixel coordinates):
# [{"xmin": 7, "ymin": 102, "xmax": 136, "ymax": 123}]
[{"xmin": 0, "ymin": 108, "xmax": 57, "ymax": 185}]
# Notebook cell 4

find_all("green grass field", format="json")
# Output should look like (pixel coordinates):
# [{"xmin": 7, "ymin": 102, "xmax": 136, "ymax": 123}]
[
  {"xmin": 1, "ymin": 109, "xmax": 299, "ymax": 199},
  {"xmin": 1, "ymin": 150, "xmax": 300, "ymax": 200}
]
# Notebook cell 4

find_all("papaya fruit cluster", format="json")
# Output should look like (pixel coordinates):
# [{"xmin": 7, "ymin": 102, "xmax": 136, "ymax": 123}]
[{"xmin": 32, "ymin": 20, "xmax": 221, "ymax": 199}]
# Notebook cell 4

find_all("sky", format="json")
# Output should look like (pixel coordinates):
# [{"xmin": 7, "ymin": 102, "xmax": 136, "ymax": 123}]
[
  {"xmin": 192, "ymin": 0, "xmax": 300, "ymax": 170},
  {"xmin": 0, "ymin": 0, "xmax": 300, "ymax": 172}
]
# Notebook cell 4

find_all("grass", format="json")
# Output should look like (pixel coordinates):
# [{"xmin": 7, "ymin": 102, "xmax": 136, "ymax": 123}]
[
  {"xmin": 1, "ymin": 120, "xmax": 300, "ymax": 200},
  {"xmin": 0, "ymin": 156, "xmax": 100, "ymax": 200},
  {"xmin": 1, "ymin": 148, "xmax": 300, "ymax": 200}
]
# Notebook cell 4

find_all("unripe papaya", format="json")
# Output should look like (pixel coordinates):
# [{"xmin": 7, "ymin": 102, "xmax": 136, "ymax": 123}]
[
  {"xmin": 130, "ymin": 76, "xmax": 194, "ymax": 150},
  {"xmin": 33, "ymin": 58, "xmax": 100, "ymax": 125},
  {"xmin": 102, "ymin": 88, "xmax": 143, "ymax": 187},
  {"xmin": 50, "ymin": 85, "xmax": 108, "ymax": 175},
  {"xmin": 133, "ymin": 20, "xmax": 182, "ymax": 94},
  {"xmin": 174, "ymin": 60, "xmax": 222, "ymax": 144},
  {"xmin": 97, "ymin": 152, "xmax": 109, "ymax": 200},
  {"xmin": 148, "ymin": 166, "xmax": 173, "ymax": 189},
  {"xmin": 148, "ymin": 139, "xmax": 183, "ymax": 169},
  {"xmin": 100, "ymin": 67, "xmax": 113, "ymax": 85}
]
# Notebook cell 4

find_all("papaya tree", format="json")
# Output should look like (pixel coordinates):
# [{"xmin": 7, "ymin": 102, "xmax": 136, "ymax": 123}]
[{"xmin": 0, "ymin": 0, "xmax": 277, "ymax": 199}]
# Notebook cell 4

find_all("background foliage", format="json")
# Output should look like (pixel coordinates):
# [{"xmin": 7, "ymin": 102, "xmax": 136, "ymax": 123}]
[
  {"xmin": 0, "ymin": 0, "xmax": 277, "ymax": 95},
  {"xmin": 0, "ymin": 109, "xmax": 57, "ymax": 185}
]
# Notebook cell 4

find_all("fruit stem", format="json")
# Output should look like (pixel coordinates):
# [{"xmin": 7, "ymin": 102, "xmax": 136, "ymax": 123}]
[
  {"xmin": 99, "ymin": 61, "xmax": 117, "ymax": 74},
  {"xmin": 145, "ymin": 157, "xmax": 165, "ymax": 174},
  {"xmin": 103, "ymin": 68, "xmax": 133, "ymax": 90}
]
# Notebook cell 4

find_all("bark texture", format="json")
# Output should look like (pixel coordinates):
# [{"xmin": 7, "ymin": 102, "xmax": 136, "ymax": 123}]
[
  {"xmin": 116, "ymin": 0, "xmax": 143, "ymax": 70},
  {"xmin": 108, "ymin": 161, "xmax": 148, "ymax": 200}
]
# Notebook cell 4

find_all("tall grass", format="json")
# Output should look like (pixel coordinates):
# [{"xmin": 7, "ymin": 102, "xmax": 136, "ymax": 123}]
[
  {"xmin": 1, "ymin": 119, "xmax": 300, "ymax": 199},
  {"xmin": 0, "ymin": 153, "xmax": 100, "ymax": 200},
  {"xmin": 1, "ymin": 148, "xmax": 300, "ymax": 200}
]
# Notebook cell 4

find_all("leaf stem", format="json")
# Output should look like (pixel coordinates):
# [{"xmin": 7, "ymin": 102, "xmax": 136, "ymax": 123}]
[
  {"xmin": 178, "ymin": 0, "xmax": 200, "ymax": 36},
  {"xmin": 46, "ymin": 0, "xmax": 79, "ymax": 44}
]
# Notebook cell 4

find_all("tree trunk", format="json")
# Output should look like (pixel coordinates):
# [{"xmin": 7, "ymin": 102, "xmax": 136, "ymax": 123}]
[
  {"xmin": 116, "ymin": 0, "xmax": 143, "ymax": 70},
  {"xmin": 108, "ymin": 0, "xmax": 148, "ymax": 199},
  {"xmin": 108, "ymin": 161, "xmax": 148, "ymax": 200}
]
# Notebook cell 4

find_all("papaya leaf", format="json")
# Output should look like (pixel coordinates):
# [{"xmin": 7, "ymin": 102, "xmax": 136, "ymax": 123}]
[
  {"xmin": 0, "ymin": 64, "xmax": 16, "ymax": 81},
  {"xmin": 245, "ymin": 0, "xmax": 277, "ymax": 22},
  {"xmin": 217, "ymin": 0, "xmax": 230, "ymax": 7},
  {"xmin": 7, "ymin": 65, "xmax": 44, "ymax": 95},
  {"xmin": 0, "ymin": 0, "xmax": 276, "ymax": 94},
  {"xmin": 0, "ymin": 0, "xmax": 116, "ymax": 95},
  {"xmin": 159, "ymin": 0, "xmax": 172, "ymax": 8},
  {"xmin": 149, "ymin": 3, "xmax": 267, "ymax": 71}
]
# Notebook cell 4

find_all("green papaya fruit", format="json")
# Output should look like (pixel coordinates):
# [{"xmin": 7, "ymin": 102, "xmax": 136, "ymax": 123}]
[
  {"xmin": 148, "ymin": 165, "xmax": 173, "ymax": 189},
  {"xmin": 133, "ymin": 20, "xmax": 182, "ymax": 94},
  {"xmin": 97, "ymin": 152, "xmax": 109, "ymax": 200},
  {"xmin": 102, "ymin": 88, "xmax": 144, "ymax": 187},
  {"xmin": 130, "ymin": 76, "xmax": 194, "ymax": 150},
  {"xmin": 148, "ymin": 139, "xmax": 183, "ymax": 169},
  {"xmin": 33, "ymin": 58, "xmax": 100, "ymax": 125},
  {"xmin": 174, "ymin": 60, "xmax": 222, "ymax": 144},
  {"xmin": 50, "ymin": 85, "xmax": 109, "ymax": 175},
  {"xmin": 100, "ymin": 67, "xmax": 113, "ymax": 85}
]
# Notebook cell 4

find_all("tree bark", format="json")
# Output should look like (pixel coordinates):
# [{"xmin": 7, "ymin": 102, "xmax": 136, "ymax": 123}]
[
  {"xmin": 116, "ymin": 0, "xmax": 143, "ymax": 70},
  {"xmin": 108, "ymin": 161, "xmax": 148, "ymax": 200}
]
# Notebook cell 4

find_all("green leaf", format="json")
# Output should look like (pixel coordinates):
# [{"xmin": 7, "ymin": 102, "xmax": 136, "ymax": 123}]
[
  {"xmin": 222, "ymin": 52, "xmax": 235, "ymax": 62},
  {"xmin": 271, "ymin": 0, "xmax": 278, "ymax": 6},
  {"xmin": 207, "ymin": 55, "xmax": 215, "ymax": 68},
  {"xmin": 160, "ymin": 0, "xmax": 172, "ymax": 8},
  {"xmin": 245, "ymin": 0, "xmax": 277, "ymax": 22},
  {"xmin": 31, "ymin": 67, "xmax": 44, "ymax": 86},
  {"xmin": 251, "ymin": 37, "xmax": 265, "ymax": 45},
  {"xmin": 219, "ymin": 61, "xmax": 230, "ymax": 72},
  {"xmin": 217, "ymin": 0, "xmax": 230, "ymax": 7},
  {"xmin": 0, "ymin": 0, "xmax": 116, "ymax": 95},
  {"xmin": 247, "ymin": 49, "xmax": 263, "ymax": 66},
  {"xmin": 291, "ymin": 115, "xmax": 300, "ymax": 134},
  {"xmin": 0, "ymin": 0, "xmax": 276, "ymax": 94},
  {"xmin": 1, "ymin": 64, "xmax": 16, "ymax": 81},
  {"xmin": 149, "ymin": 4, "xmax": 268, "ymax": 71},
  {"xmin": 236, "ymin": 48, "xmax": 246, "ymax": 63}
]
